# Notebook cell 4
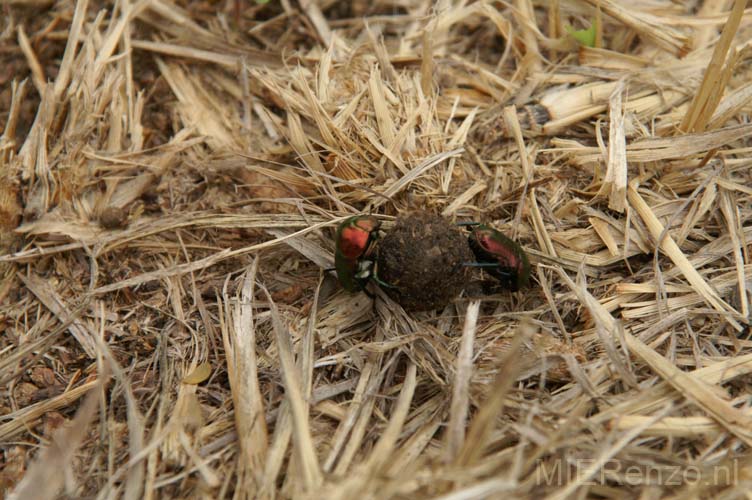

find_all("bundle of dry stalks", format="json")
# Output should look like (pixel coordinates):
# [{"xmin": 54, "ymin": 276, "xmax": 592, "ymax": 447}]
[{"xmin": 2, "ymin": 0, "xmax": 752, "ymax": 498}]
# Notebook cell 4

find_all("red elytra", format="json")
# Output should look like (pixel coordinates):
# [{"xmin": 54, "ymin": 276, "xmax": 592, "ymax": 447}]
[
  {"xmin": 477, "ymin": 232, "xmax": 523, "ymax": 272},
  {"xmin": 339, "ymin": 218, "xmax": 378, "ymax": 259}
]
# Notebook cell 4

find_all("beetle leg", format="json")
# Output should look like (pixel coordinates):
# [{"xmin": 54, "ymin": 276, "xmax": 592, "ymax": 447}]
[
  {"xmin": 371, "ymin": 273, "xmax": 396, "ymax": 289},
  {"xmin": 463, "ymin": 262, "xmax": 514, "ymax": 280},
  {"xmin": 370, "ymin": 262, "xmax": 396, "ymax": 289}
]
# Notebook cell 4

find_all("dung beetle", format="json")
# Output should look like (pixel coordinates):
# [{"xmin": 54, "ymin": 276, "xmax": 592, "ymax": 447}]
[
  {"xmin": 334, "ymin": 215, "xmax": 390, "ymax": 292},
  {"xmin": 463, "ymin": 223, "xmax": 531, "ymax": 291}
]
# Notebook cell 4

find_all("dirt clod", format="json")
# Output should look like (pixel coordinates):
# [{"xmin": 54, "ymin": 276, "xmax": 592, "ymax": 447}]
[
  {"xmin": 99, "ymin": 207, "xmax": 128, "ymax": 229},
  {"xmin": 376, "ymin": 211, "xmax": 473, "ymax": 311}
]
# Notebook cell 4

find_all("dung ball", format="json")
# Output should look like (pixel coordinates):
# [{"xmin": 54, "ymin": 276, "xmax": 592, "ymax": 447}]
[{"xmin": 376, "ymin": 211, "xmax": 473, "ymax": 311}]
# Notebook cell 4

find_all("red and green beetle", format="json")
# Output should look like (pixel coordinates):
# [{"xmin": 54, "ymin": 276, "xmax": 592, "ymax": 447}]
[
  {"xmin": 334, "ymin": 215, "xmax": 390, "ymax": 292},
  {"xmin": 464, "ymin": 223, "xmax": 531, "ymax": 291}
]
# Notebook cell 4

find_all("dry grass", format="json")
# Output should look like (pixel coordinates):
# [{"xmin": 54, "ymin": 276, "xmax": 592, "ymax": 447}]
[{"xmin": 2, "ymin": 0, "xmax": 752, "ymax": 498}]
